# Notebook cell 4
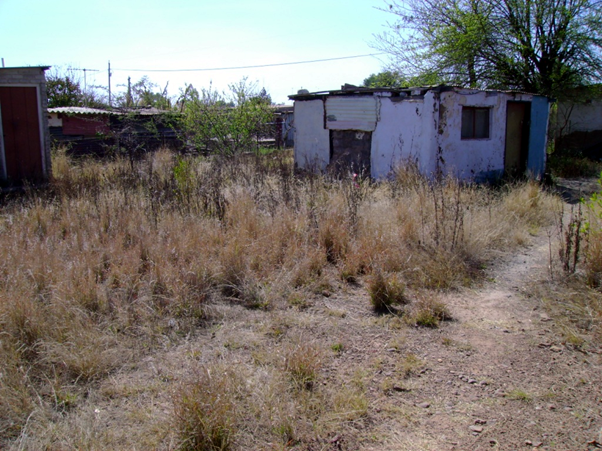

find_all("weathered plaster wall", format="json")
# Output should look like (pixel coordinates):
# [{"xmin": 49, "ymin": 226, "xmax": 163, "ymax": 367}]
[
  {"xmin": 558, "ymin": 99, "xmax": 602, "ymax": 133},
  {"xmin": 293, "ymin": 100, "xmax": 329, "ymax": 170},
  {"xmin": 371, "ymin": 95, "xmax": 437, "ymax": 179},
  {"xmin": 436, "ymin": 90, "xmax": 507, "ymax": 180}
]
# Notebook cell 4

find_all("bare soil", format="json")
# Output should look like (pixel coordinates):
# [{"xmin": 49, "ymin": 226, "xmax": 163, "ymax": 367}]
[{"xmin": 306, "ymin": 226, "xmax": 602, "ymax": 450}]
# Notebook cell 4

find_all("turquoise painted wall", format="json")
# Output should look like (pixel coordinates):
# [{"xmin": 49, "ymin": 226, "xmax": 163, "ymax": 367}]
[{"xmin": 527, "ymin": 96, "xmax": 550, "ymax": 177}]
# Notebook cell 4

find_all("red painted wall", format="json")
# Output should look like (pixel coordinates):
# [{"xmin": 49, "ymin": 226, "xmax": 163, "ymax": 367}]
[{"xmin": 62, "ymin": 114, "xmax": 110, "ymax": 136}]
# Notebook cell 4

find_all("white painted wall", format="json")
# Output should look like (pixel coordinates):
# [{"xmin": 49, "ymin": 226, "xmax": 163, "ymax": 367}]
[
  {"xmin": 558, "ymin": 99, "xmax": 602, "ymax": 133},
  {"xmin": 371, "ymin": 95, "xmax": 437, "ymax": 178},
  {"xmin": 293, "ymin": 100, "xmax": 330, "ymax": 170},
  {"xmin": 436, "ymin": 90, "xmax": 533, "ymax": 180},
  {"xmin": 48, "ymin": 113, "xmax": 62, "ymax": 127}
]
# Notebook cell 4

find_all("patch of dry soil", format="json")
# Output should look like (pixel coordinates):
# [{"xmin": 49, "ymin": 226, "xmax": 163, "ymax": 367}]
[{"xmin": 350, "ymin": 230, "xmax": 602, "ymax": 450}]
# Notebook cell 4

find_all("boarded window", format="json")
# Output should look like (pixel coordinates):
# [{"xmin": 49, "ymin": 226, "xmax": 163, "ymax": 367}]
[{"xmin": 461, "ymin": 107, "xmax": 490, "ymax": 139}]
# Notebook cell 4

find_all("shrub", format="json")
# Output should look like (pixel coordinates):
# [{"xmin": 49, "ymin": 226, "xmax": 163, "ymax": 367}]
[
  {"xmin": 283, "ymin": 341, "xmax": 322, "ymax": 390},
  {"xmin": 173, "ymin": 365, "xmax": 241, "ymax": 451},
  {"xmin": 406, "ymin": 293, "xmax": 451, "ymax": 328},
  {"xmin": 367, "ymin": 270, "xmax": 406, "ymax": 313}
]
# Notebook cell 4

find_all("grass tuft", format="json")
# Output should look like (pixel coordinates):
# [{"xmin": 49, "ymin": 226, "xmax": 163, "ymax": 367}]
[{"xmin": 367, "ymin": 270, "xmax": 407, "ymax": 313}]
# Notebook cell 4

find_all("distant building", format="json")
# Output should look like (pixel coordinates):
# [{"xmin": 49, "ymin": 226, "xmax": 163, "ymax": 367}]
[
  {"xmin": 0, "ymin": 66, "xmax": 51, "ymax": 184},
  {"xmin": 48, "ymin": 106, "xmax": 179, "ymax": 155},
  {"xmin": 289, "ymin": 85, "xmax": 551, "ymax": 181},
  {"xmin": 555, "ymin": 87, "xmax": 602, "ymax": 160}
]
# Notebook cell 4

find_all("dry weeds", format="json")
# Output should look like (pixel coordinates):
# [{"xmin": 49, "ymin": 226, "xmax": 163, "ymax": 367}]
[{"xmin": 0, "ymin": 148, "xmax": 564, "ymax": 449}]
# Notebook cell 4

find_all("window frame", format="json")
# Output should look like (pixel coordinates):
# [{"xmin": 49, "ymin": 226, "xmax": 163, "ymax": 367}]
[{"xmin": 461, "ymin": 106, "xmax": 491, "ymax": 140}]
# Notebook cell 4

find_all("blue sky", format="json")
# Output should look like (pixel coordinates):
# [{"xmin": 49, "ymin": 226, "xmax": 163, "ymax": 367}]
[{"xmin": 0, "ymin": 0, "xmax": 393, "ymax": 104}]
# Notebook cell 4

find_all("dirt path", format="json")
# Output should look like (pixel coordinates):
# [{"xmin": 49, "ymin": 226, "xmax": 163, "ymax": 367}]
[{"xmin": 351, "ymin": 230, "xmax": 602, "ymax": 450}]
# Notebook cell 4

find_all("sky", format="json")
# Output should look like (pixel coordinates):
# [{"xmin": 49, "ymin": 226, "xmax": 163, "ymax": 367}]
[{"xmin": 0, "ymin": 0, "xmax": 394, "ymax": 105}]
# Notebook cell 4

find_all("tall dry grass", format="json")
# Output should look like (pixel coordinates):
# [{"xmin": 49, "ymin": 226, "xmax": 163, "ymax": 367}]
[{"xmin": 0, "ymin": 148, "xmax": 560, "ymax": 448}]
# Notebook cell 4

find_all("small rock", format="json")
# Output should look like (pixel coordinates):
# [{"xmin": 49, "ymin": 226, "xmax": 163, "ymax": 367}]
[
  {"xmin": 533, "ymin": 441, "xmax": 543, "ymax": 448},
  {"xmin": 503, "ymin": 329, "xmax": 511, "ymax": 333},
  {"xmin": 550, "ymin": 345, "xmax": 563, "ymax": 353},
  {"xmin": 547, "ymin": 404, "xmax": 556, "ymax": 410},
  {"xmin": 468, "ymin": 379, "xmax": 478, "ymax": 384},
  {"xmin": 392, "ymin": 385, "xmax": 409, "ymax": 392},
  {"xmin": 525, "ymin": 440, "xmax": 533, "ymax": 446},
  {"xmin": 469, "ymin": 425, "xmax": 483, "ymax": 433},
  {"xmin": 475, "ymin": 419, "xmax": 487, "ymax": 425},
  {"xmin": 479, "ymin": 380, "xmax": 489, "ymax": 386},
  {"xmin": 417, "ymin": 402, "xmax": 430, "ymax": 408}
]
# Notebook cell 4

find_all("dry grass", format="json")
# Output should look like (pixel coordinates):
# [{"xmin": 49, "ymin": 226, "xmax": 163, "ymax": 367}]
[{"xmin": 0, "ymin": 148, "xmax": 561, "ymax": 449}]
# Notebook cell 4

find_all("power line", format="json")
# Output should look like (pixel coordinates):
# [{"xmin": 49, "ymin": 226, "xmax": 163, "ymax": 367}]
[{"xmin": 113, "ymin": 53, "xmax": 384, "ymax": 72}]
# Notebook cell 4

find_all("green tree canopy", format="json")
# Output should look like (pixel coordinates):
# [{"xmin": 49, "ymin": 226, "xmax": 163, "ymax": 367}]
[
  {"xmin": 373, "ymin": 0, "xmax": 602, "ymax": 98},
  {"xmin": 362, "ymin": 70, "xmax": 444, "ymax": 87},
  {"xmin": 46, "ymin": 70, "xmax": 83, "ymax": 108}
]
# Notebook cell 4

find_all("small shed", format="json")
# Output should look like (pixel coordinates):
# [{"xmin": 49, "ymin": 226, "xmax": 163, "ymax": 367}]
[
  {"xmin": 48, "ymin": 106, "xmax": 179, "ymax": 155},
  {"xmin": 289, "ymin": 85, "xmax": 551, "ymax": 181},
  {"xmin": 0, "ymin": 66, "xmax": 52, "ymax": 183}
]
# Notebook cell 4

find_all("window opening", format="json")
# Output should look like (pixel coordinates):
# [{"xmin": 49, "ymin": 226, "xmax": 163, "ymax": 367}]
[{"xmin": 461, "ymin": 107, "xmax": 490, "ymax": 139}]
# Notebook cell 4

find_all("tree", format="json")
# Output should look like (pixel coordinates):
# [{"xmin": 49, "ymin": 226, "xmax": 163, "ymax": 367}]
[
  {"xmin": 178, "ymin": 79, "xmax": 273, "ymax": 155},
  {"xmin": 114, "ymin": 76, "xmax": 172, "ymax": 109},
  {"xmin": 46, "ymin": 67, "xmax": 108, "ymax": 108},
  {"xmin": 374, "ymin": 0, "xmax": 602, "ymax": 98},
  {"xmin": 362, "ymin": 69, "xmax": 443, "ymax": 87},
  {"xmin": 46, "ymin": 69, "xmax": 84, "ymax": 108},
  {"xmin": 363, "ymin": 70, "xmax": 406, "ymax": 87}
]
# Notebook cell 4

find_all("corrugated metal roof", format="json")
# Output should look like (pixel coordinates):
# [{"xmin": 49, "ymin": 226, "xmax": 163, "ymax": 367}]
[
  {"xmin": 48, "ymin": 106, "xmax": 174, "ymax": 116},
  {"xmin": 288, "ymin": 84, "xmax": 540, "ymax": 101},
  {"xmin": 48, "ymin": 107, "xmax": 114, "ymax": 115}
]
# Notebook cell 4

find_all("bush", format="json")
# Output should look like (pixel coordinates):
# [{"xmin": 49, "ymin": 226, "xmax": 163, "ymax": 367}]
[
  {"xmin": 367, "ymin": 270, "xmax": 407, "ymax": 313},
  {"xmin": 173, "ymin": 365, "xmax": 241, "ymax": 451}
]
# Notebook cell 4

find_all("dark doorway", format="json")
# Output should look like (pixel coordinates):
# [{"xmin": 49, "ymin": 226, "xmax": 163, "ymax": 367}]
[
  {"xmin": 329, "ymin": 130, "xmax": 371, "ymax": 176},
  {"xmin": 504, "ymin": 101, "xmax": 531, "ymax": 176}
]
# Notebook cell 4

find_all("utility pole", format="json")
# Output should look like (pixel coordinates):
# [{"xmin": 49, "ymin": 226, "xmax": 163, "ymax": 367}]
[
  {"xmin": 108, "ymin": 61, "xmax": 112, "ymax": 108},
  {"xmin": 127, "ymin": 76, "xmax": 132, "ymax": 108},
  {"xmin": 74, "ymin": 68, "xmax": 99, "ymax": 106}
]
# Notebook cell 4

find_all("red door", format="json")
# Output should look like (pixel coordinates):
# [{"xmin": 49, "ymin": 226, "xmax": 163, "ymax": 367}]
[{"xmin": 0, "ymin": 86, "xmax": 44, "ymax": 181}]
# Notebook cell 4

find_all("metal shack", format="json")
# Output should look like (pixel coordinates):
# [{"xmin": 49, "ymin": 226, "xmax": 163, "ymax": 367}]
[
  {"xmin": 0, "ymin": 66, "xmax": 52, "ymax": 183},
  {"xmin": 289, "ymin": 85, "xmax": 550, "ymax": 181}
]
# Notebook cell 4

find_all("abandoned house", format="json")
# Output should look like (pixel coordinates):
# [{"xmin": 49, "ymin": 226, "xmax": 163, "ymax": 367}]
[
  {"xmin": 0, "ymin": 66, "xmax": 52, "ymax": 183},
  {"xmin": 289, "ymin": 85, "xmax": 551, "ymax": 181}
]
